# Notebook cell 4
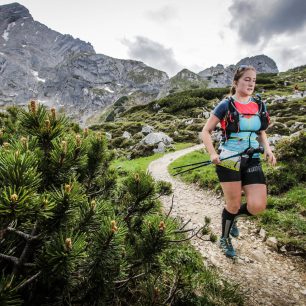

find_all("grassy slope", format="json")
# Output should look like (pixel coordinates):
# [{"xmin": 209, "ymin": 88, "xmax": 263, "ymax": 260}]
[
  {"xmin": 111, "ymin": 142, "xmax": 195, "ymax": 174},
  {"xmin": 96, "ymin": 66, "xmax": 306, "ymax": 253},
  {"xmin": 165, "ymin": 67, "xmax": 306, "ymax": 253}
]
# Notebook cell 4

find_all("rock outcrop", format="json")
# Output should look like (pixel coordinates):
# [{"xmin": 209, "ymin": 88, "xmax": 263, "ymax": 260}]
[
  {"xmin": 0, "ymin": 3, "xmax": 168, "ymax": 125},
  {"xmin": 0, "ymin": 3, "xmax": 280, "ymax": 125},
  {"xmin": 198, "ymin": 55, "xmax": 279, "ymax": 88},
  {"xmin": 158, "ymin": 68, "xmax": 208, "ymax": 98}
]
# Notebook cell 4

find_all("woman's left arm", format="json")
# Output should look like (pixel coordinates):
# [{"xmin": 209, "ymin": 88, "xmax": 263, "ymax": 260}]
[{"xmin": 258, "ymin": 130, "xmax": 277, "ymax": 166}]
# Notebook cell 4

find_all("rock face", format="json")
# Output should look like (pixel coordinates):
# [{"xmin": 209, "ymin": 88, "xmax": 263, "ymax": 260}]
[
  {"xmin": 198, "ymin": 55, "xmax": 279, "ymax": 88},
  {"xmin": 0, "ymin": 3, "xmax": 168, "ymax": 124},
  {"xmin": 158, "ymin": 68, "xmax": 208, "ymax": 98},
  {"xmin": 159, "ymin": 55, "xmax": 278, "ymax": 97},
  {"xmin": 0, "ymin": 3, "xmax": 280, "ymax": 125}
]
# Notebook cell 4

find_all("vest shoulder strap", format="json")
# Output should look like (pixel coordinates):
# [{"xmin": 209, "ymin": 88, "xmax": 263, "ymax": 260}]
[{"xmin": 226, "ymin": 96, "xmax": 236, "ymax": 113}]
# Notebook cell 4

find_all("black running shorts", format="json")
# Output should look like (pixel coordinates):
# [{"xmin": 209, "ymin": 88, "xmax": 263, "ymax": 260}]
[{"xmin": 215, "ymin": 158, "xmax": 266, "ymax": 186}]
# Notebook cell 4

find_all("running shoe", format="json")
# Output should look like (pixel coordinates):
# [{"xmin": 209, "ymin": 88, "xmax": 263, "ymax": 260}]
[
  {"xmin": 219, "ymin": 237, "xmax": 236, "ymax": 258},
  {"xmin": 230, "ymin": 220, "xmax": 239, "ymax": 238}
]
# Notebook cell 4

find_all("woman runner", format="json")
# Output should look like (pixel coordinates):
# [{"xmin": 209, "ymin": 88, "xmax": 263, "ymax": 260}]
[{"xmin": 202, "ymin": 65, "xmax": 276, "ymax": 258}]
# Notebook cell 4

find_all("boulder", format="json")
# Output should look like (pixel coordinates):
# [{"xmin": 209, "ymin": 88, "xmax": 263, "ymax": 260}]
[
  {"xmin": 289, "ymin": 122, "xmax": 304, "ymax": 132},
  {"xmin": 153, "ymin": 103, "xmax": 161, "ymax": 111},
  {"xmin": 105, "ymin": 132, "xmax": 112, "ymax": 140},
  {"xmin": 153, "ymin": 142, "xmax": 166, "ymax": 153},
  {"xmin": 141, "ymin": 132, "xmax": 173, "ymax": 146},
  {"xmin": 185, "ymin": 119, "xmax": 194, "ymax": 125},
  {"xmin": 141, "ymin": 125, "xmax": 154, "ymax": 135},
  {"xmin": 266, "ymin": 237, "xmax": 278, "ymax": 250},
  {"xmin": 268, "ymin": 134, "xmax": 283, "ymax": 145},
  {"xmin": 203, "ymin": 111, "xmax": 210, "ymax": 119},
  {"xmin": 122, "ymin": 131, "xmax": 131, "ymax": 139}
]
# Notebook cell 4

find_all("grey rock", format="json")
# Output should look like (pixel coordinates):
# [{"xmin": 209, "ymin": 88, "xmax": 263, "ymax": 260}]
[
  {"xmin": 249, "ymin": 250, "xmax": 266, "ymax": 263},
  {"xmin": 105, "ymin": 132, "xmax": 112, "ymax": 140},
  {"xmin": 0, "ymin": 3, "xmax": 169, "ymax": 125},
  {"xmin": 141, "ymin": 132, "xmax": 173, "ymax": 146},
  {"xmin": 158, "ymin": 68, "xmax": 208, "ymax": 98},
  {"xmin": 153, "ymin": 142, "xmax": 166, "ymax": 153},
  {"xmin": 0, "ymin": 3, "xmax": 282, "ymax": 127},
  {"xmin": 203, "ymin": 111, "xmax": 210, "ymax": 119},
  {"xmin": 122, "ymin": 131, "xmax": 131, "ymax": 139},
  {"xmin": 266, "ymin": 237, "xmax": 278, "ymax": 250},
  {"xmin": 211, "ymin": 130, "xmax": 223, "ymax": 143},
  {"xmin": 268, "ymin": 134, "xmax": 283, "ymax": 145},
  {"xmin": 153, "ymin": 103, "xmax": 160, "ymax": 111},
  {"xmin": 198, "ymin": 55, "xmax": 278, "ymax": 88},
  {"xmin": 141, "ymin": 125, "xmax": 154, "ymax": 135},
  {"xmin": 259, "ymin": 228, "xmax": 266, "ymax": 240},
  {"xmin": 289, "ymin": 122, "xmax": 304, "ymax": 132},
  {"xmin": 185, "ymin": 119, "xmax": 194, "ymax": 125}
]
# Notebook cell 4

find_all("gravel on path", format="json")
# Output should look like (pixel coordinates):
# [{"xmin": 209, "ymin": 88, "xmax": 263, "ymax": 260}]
[{"xmin": 148, "ymin": 145, "xmax": 306, "ymax": 306}]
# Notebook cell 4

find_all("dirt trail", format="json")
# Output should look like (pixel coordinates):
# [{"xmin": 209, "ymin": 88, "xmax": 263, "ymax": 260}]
[{"xmin": 148, "ymin": 145, "xmax": 306, "ymax": 306}]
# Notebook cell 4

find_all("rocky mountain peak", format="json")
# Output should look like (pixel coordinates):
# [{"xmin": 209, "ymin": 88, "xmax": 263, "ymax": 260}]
[
  {"xmin": 198, "ymin": 54, "xmax": 279, "ymax": 88},
  {"xmin": 237, "ymin": 54, "xmax": 278, "ymax": 73},
  {"xmin": 0, "ymin": 2, "xmax": 169, "ymax": 126},
  {"xmin": 174, "ymin": 68, "xmax": 203, "ymax": 81},
  {"xmin": 0, "ymin": 2, "xmax": 32, "ymax": 21}
]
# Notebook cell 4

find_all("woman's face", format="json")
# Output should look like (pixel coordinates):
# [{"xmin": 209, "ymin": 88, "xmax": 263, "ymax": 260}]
[{"xmin": 235, "ymin": 69, "xmax": 256, "ymax": 97}]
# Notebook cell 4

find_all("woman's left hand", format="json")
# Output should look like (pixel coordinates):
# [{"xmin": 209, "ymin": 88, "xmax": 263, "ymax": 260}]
[{"xmin": 265, "ymin": 150, "xmax": 277, "ymax": 166}]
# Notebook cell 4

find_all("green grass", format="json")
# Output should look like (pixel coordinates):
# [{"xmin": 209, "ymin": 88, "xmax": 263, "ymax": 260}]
[
  {"xmin": 173, "ymin": 142, "xmax": 196, "ymax": 151},
  {"xmin": 111, "ymin": 142, "xmax": 196, "ymax": 174},
  {"xmin": 258, "ymin": 184, "xmax": 306, "ymax": 252},
  {"xmin": 111, "ymin": 152, "xmax": 164, "ymax": 173},
  {"xmin": 168, "ymin": 149, "xmax": 221, "ymax": 192}
]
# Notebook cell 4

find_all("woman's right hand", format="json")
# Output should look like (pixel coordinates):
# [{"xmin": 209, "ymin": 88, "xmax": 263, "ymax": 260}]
[{"xmin": 210, "ymin": 153, "xmax": 221, "ymax": 164}]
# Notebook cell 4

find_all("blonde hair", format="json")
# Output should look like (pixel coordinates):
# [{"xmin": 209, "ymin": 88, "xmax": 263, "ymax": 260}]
[{"xmin": 230, "ymin": 65, "xmax": 256, "ymax": 95}]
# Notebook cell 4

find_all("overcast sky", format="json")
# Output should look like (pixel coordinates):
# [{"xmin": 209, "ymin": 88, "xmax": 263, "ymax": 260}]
[{"xmin": 1, "ymin": 0, "xmax": 306, "ymax": 76}]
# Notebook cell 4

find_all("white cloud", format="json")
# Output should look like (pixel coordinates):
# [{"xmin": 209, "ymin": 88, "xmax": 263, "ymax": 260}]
[
  {"xmin": 121, "ymin": 36, "xmax": 182, "ymax": 76},
  {"xmin": 146, "ymin": 5, "xmax": 178, "ymax": 23}
]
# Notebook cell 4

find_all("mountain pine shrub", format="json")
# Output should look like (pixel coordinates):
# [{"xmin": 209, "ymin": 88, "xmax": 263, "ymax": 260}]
[{"xmin": 0, "ymin": 101, "xmax": 243, "ymax": 305}]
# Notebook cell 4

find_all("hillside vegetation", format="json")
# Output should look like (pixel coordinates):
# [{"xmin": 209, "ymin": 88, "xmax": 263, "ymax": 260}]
[
  {"xmin": 0, "ymin": 102, "xmax": 244, "ymax": 305},
  {"xmin": 92, "ymin": 66, "xmax": 306, "ymax": 255}
]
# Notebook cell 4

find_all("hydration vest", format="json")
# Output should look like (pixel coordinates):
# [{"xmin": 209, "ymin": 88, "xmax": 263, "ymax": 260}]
[{"xmin": 220, "ymin": 95, "xmax": 270, "ymax": 141}]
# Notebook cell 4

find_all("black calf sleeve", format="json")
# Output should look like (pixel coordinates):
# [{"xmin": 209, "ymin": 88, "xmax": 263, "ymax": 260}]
[
  {"xmin": 222, "ymin": 208, "xmax": 237, "ymax": 238},
  {"xmin": 237, "ymin": 203, "xmax": 253, "ymax": 217}
]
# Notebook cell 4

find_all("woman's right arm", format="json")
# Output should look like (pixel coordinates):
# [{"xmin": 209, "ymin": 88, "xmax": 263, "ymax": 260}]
[{"xmin": 202, "ymin": 114, "xmax": 221, "ymax": 164}]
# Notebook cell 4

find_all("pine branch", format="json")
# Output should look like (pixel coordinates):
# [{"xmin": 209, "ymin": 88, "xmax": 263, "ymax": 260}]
[
  {"xmin": 16, "ymin": 271, "xmax": 41, "ymax": 290},
  {"xmin": 195, "ymin": 234, "xmax": 211, "ymax": 242},
  {"xmin": 163, "ymin": 273, "xmax": 179, "ymax": 304},
  {"xmin": 169, "ymin": 226, "xmax": 204, "ymax": 243},
  {"xmin": 13, "ymin": 221, "xmax": 38, "ymax": 275},
  {"xmin": 88, "ymin": 187, "xmax": 106, "ymax": 197},
  {"xmin": 0, "ymin": 253, "xmax": 18, "ymax": 264},
  {"xmin": 173, "ymin": 228, "xmax": 194, "ymax": 234},
  {"xmin": 179, "ymin": 218, "xmax": 191, "ymax": 230},
  {"xmin": 0, "ymin": 228, "xmax": 7, "ymax": 239},
  {"xmin": 165, "ymin": 194, "xmax": 174, "ymax": 220},
  {"xmin": 7, "ymin": 227, "xmax": 40, "ymax": 241},
  {"xmin": 151, "ymin": 194, "xmax": 163, "ymax": 201},
  {"xmin": 114, "ymin": 272, "xmax": 146, "ymax": 288},
  {"xmin": 24, "ymin": 263, "xmax": 36, "ymax": 267}
]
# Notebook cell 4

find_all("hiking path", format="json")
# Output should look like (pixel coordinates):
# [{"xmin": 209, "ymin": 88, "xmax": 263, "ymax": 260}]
[{"xmin": 148, "ymin": 144, "xmax": 306, "ymax": 306}]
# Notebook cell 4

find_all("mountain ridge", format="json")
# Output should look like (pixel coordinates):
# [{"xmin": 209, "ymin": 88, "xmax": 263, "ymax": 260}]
[{"xmin": 0, "ymin": 2, "xmax": 280, "ymax": 125}]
